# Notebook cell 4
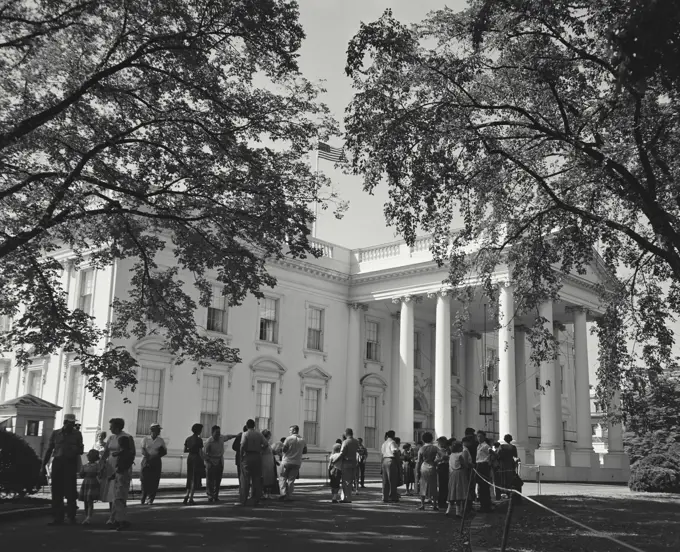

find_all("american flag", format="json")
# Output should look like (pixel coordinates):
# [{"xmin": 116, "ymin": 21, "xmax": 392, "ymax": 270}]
[{"xmin": 317, "ymin": 141, "xmax": 346, "ymax": 163}]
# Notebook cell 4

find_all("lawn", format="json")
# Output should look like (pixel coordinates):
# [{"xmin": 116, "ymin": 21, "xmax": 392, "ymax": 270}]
[
  {"xmin": 470, "ymin": 494, "xmax": 680, "ymax": 552},
  {"xmin": 0, "ymin": 496, "xmax": 50, "ymax": 513}
]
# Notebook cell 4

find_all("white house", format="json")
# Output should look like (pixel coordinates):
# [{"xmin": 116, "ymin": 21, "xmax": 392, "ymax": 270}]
[{"xmin": 0, "ymin": 234, "xmax": 629, "ymax": 482}]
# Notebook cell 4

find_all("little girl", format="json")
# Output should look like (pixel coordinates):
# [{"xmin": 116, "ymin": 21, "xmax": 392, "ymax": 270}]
[
  {"xmin": 79, "ymin": 449, "xmax": 101, "ymax": 524},
  {"xmin": 328, "ymin": 444, "xmax": 343, "ymax": 503}
]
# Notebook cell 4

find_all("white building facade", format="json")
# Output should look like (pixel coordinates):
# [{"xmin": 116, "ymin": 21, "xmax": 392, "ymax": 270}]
[{"xmin": 0, "ymin": 235, "xmax": 629, "ymax": 481}]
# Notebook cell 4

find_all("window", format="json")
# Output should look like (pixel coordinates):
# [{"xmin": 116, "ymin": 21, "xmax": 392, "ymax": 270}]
[
  {"xmin": 200, "ymin": 375, "xmax": 222, "ymax": 438},
  {"xmin": 26, "ymin": 420, "xmax": 41, "ymax": 436},
  {"xmin": 136, "ymin": 367, "xmax": 163, "ymax": 435},
  {"xmin": 451, "ymin": 407, "xmax": 457, "ymax": 435},
  {"xmin": 560, "ymin": 364, "xmax": 564, "ymax": 390},
  {"xmin": 0, "ymin": 315, "xmax": 11, "ymax": 333},
  {"xmin": 303, "ymin": 387, "xmax": 320, "ymax": 446},
  {"xmin": 364, "ymin": 395, "xmax": 377, "ymax": 449},
  {"xmin": 365, "ymin": 321, "xmax": 380, "ymax": 361},
  {"xmin": 486, "ymin": 348, "xmax": 496, "ymax": 382},
  {"xmin": 256, "ymin": 381, "xmax": 274, "ymax": 432},
  {"xmin": 307, "ymin": 307, "xmax": 324, "ymax": 351},
  {"xmin": 258, "ymin": 297, "xmax": 279, "ymax": 343},
  {"xmin": 207, "ymin": 286, "xmax": 229, "ymax": 334},
  {"xmin": 414, "ymin": 331, "xmax": 422, "ymax": 370},
  {"xmin": 536, "ymin": 376, "xmax": 541, "ymax": 391},
  {"xmin": 26, "ymin": 370, "xmax": 41, "ymax": 397},
  {"xmin": 450, "ymin": 339, "xmax": 458, "ymax": 376},
  {"xmin": 78, "ymin": 269, "xmax": 94, "ymax": 314},
  {"xmin": 69, "ymin": 367, "xmax": 84, "ymax": 421}
]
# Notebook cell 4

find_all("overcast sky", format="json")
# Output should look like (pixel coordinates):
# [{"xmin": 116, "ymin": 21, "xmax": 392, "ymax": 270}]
[{"xmin": 296, "ymin": 0, "xmax": 468, "ymax": 249}]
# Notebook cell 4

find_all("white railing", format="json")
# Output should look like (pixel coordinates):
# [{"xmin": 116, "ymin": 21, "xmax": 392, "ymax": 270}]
[
  {"xmin": 309, "ymin": 239, "xmax": 334, "ymax": 259},
  {"xmin": 412, "ymin": 236, "xmax": 434, "ymax": 253},
  {"xmin": 358, "ymin": 243, "xmax": 400, "ymax": 262}
]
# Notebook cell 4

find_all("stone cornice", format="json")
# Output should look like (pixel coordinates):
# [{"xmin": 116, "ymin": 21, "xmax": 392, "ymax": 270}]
[{"xmin": 272, "ymin": 258, "xmax": 350, "ymax": 283}]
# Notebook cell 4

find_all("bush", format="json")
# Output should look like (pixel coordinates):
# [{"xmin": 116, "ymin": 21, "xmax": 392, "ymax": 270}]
[
  {"xmin": 629, "ymin": 453, "xmax": 680, "ymax": 493},
  {"xmin": 624, "ymin": 429, "xmax": 680, "ymax": 465},
  {"xmin": 0, "ymin": 431, "xmax": 43, "ymax": 498}
]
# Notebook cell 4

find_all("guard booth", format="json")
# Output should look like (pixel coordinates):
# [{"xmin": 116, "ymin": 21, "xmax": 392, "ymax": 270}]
[{"xmin": 0, "ymin": 394, "xmax": 61, "ymax": 458}]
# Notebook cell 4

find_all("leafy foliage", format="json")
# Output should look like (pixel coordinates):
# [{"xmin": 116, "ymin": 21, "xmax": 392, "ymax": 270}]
[
  {"xmin": 0, "ymin": 1, "xmax": 342, "ymax": 396},
  {"xmin": 629, "ymin": 453, "xmax": 680, "ymax": 493},
  {"xmin": 343, "ymin": 0, "xmax": 680, "ymax": 414},
  {"xmin": 0, "ymin": 431, "xmax": 43, "ymax": 498}
]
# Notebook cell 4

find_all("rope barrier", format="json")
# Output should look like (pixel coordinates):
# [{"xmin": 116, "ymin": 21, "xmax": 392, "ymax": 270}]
[{"xmin": 471, "ymin": 468, "xmax": 647, "ymax": 552}]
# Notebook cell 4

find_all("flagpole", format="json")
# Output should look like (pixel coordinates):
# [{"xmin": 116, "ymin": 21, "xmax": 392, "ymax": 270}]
[{"xmin": 313, "ymin": 143, "xmax": 319, "ymax": 239}]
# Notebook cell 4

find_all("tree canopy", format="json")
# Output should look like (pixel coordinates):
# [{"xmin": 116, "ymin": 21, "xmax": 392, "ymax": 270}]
[
  {"xmin": 0, "ymin": 0, "xmax": 339, "ymax": 397},
  {"xmin": 344, "ymin": 0, "xmax": 680, "ymax": 418}
]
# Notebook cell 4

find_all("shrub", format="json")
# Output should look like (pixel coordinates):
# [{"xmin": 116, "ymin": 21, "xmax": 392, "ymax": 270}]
[
  {"xmin": 629, "ymin": 453, "xmax": 680, "ymax": 493},
  {"xmin": 0, "ymin": 431, "xmax": 43, "ymax": 498}
]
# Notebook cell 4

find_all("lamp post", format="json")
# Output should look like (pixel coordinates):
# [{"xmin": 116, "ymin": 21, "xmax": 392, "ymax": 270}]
[{"xmin": 478, "ymin": 302, "xmax": 494, "ymax": 431}]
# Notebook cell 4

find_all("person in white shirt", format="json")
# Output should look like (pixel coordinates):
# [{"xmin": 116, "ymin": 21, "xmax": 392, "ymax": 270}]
[
  {"xmin": 204, "ymin": 425, "xmax": 238, "ymax": 502},
  {"xmin": 278, "ymin": 425, "xmax": 307, "ymax": 501},
  {"xmin": 380, "ymin": 430, "xmax": 400, "ymax": 503},
  {"xmin": 475, "ymin": 430, "xmax": 495, "ymax": 513},
  {"xmin": 140, "ymin": 423, "xmax": 167, "ymax": 505}
]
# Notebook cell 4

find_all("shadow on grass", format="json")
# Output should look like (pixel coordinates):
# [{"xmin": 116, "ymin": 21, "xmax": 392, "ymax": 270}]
[{"xmin": 472, "ymin": 494, "xmax": 680, "ymax": 552}]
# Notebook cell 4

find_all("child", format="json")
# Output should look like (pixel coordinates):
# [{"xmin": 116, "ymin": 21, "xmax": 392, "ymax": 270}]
[
  {"xmin": 328, "ymin": 444, "xmax": 343, "ymax": 503},
  {"xmin": 79, "ymin": 449, "xmax": 101, "ymax": 524}
]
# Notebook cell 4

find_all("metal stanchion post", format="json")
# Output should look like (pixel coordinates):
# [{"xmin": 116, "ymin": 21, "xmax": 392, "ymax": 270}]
[
  {"xmin": 536, "ymin": 466, "xmax": 541, "ymax": 495},
  {"xmin": 500, "ymin": 492, "xmax": 516, "ymax": 552}
]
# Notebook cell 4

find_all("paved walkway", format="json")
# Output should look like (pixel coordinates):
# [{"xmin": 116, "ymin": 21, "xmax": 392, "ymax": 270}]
[{"xmin": 1, "ymin": 486, "xmax": 468, "ymax": 552}]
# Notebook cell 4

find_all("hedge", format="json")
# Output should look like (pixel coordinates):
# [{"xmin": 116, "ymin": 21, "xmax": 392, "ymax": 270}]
[
  {"xmin": 0, "ymin": 431, "xmax": 43, "ymax": 498},
  {"xmin": 628, "ymin": 453, "xmax": 680, "ymax": 494}
]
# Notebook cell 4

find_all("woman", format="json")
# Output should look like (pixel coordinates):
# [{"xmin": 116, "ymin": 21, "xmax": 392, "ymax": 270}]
[
  {"xmin": 436, "ymin": 436, "xmax": 451, "ymax": 509},
  {"xmin": 260, "ymin": 429, "xmax": 280, "ymax": 499},
  {"xmin": 446, "ymin": 441, "xmax": 472, "ymax": 518},
  {"xmin": 99, "ymin": 418, "xmax": 135, "ymax": 530},
  {"xmin": 394, "ymin": 437, "xmax": 403, "ymax": 488},
  {"xmin": 183, "ymin": 423, "xmax": 204, "ymax": 505},
  {"xmin": 416, "ymin": 432, "xmax": 440, "ymax": 511},
  {"xmin": 496, "ymin": 434, "xmax": 519, "ymax": 499},
  {"xmin": 402, "ymin": 443, "xmax": 416, "ymax": 495}
]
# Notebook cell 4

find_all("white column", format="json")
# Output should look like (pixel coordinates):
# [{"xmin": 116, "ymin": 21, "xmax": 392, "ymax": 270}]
[
  {"xmin": 534, "ymin": 300, "xmax": 566, "ymax": 467},
  {"xmin": 464, "ymin": 331, "xmax": 481, "ymax": 431},
  {"xmin": 514, "ymin": 326, "xmax": 528, "ymax": 461},
  {"xmin": 390, "ymin": 313, "xmax": 400, "ymax": 431},
  {"xmin": 395, "ymin": 296, "xmax": 415, "ymax": 441},
  {"xmin": 569, "ymin": 306, "xmax": 597, "ymax": 468},
  {"xmin": 433, "ymin": 291, "xmax": 452, "ymax": 438},
  {"xmin": 456, "ymin": 332, "xmax": 467, "ymax": 438},
  {"xmin": 345, "ymin": 303, "xmax": 364, "ymax": 436},
  {"xmin": 498, "ymin": 283, "xmax": 516, "ymax": 441}
]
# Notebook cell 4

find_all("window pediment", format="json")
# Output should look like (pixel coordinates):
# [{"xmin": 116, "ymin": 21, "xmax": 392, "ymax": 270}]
[
  {"xmin": 250, "ymin": 356, "xmax": 286, "ymax": 394},
  {"xmin": 298, "ymin": 365, "xmax": 332, "ymax": 399}
]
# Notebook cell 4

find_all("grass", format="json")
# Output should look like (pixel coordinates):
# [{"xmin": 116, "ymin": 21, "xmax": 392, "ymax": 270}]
[{"xmin": 470, "ymin": 494, "xmax": 680, "ymax": 552}]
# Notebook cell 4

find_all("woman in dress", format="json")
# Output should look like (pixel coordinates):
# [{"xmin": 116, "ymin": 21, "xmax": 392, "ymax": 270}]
[
  {"xmin": 446, "ymin": 440, "xmax": 472, "ymax": 518},
  {"xmin": 416, "ymin": 432, "xmax": 441, "ymax": 511},
  {"xmin": 79, "ymin": 449, "xmax": 101, "ymax": 525},
  {"xmin": 496, "ymin": 434, "xmax": 519, "ymax": 499},
  {"xmin": 436, "ymin": 436, "xmax": 451, "ymax": 509},
  {"xmin": 99, "ymin": 418, "xmax": 135, "ymax": 529},
  {"xmin": 260, "ymin": 429, "xmax": 280, "ymax": 499},
  {"xmin": 183, "ymin": 423, "xmax": 204, "ymax": 505},
  {"xmin": 402, "ymin": 443, "xmax": 415, "ymax": 495}
]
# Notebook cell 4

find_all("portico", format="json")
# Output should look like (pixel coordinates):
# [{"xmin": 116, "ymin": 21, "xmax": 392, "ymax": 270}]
[{"xmin": 344, "ymin": 235, "xmax": 629, "ymax": 482}]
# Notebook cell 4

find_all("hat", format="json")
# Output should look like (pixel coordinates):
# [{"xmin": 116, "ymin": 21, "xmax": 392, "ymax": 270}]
[
  {"xmin": 63, "ymin": 414, "xmax": 76, "ymax": 423},
  {"xmin": 150, "ymin": 423, "xmax": 162, "ymax": 430}
]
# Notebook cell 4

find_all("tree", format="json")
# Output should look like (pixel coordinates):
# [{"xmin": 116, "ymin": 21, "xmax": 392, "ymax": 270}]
[
  {"xmin": 0, "ymin": 0, "xmax": 341, "ymax": 397},
  {"xmin": 343, "ymin": 0, "xmax": 680, "ymax": 416}
]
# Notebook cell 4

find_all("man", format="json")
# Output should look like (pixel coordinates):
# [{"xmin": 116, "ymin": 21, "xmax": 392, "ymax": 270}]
[
  {"xmin": 42, "ymin": 413, "xmax": 84, "ymax": 525},
  {"xmin": 204, "ymin": 425, "xmax": 238, "ymax": 502},
  {"xmin": 239, "ymin": 419, "xmax": 268, "ymax": 506},
  {"xmin": 356, "ymin": 437, "xmax": 368, "ymax": 489},
  {"xmin": 475, "ymin": 430, "xmax": 495, "ymax": 513},
  {"xmin": 278, "ymin": 424, "xmax": 307, "ymax": 502},
  {"xmin": 380, "ymin": 430, "xmax": 400, "ymax": 503},
  {"xmin": 338, "ymin": 428, "xmax": 359, "ymax": 503},
  {"xmin": 141, "ymin": 423, "xmax": 167, "ymax": 505}
]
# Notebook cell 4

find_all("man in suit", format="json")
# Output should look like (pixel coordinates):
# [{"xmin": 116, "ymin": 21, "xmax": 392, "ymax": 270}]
[{"xmin": 42, "ymin": 413, "xmax": 84, "ymax": 525}]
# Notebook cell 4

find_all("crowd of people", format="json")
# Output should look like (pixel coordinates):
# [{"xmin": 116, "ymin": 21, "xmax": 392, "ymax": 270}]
[
  {"xmin": 376, "ymin": 427, "xmax": 521, "ymax": 517},
  {"xmin": 42, "ymin": 414, "xmax": 519, "ymax": 530}
]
